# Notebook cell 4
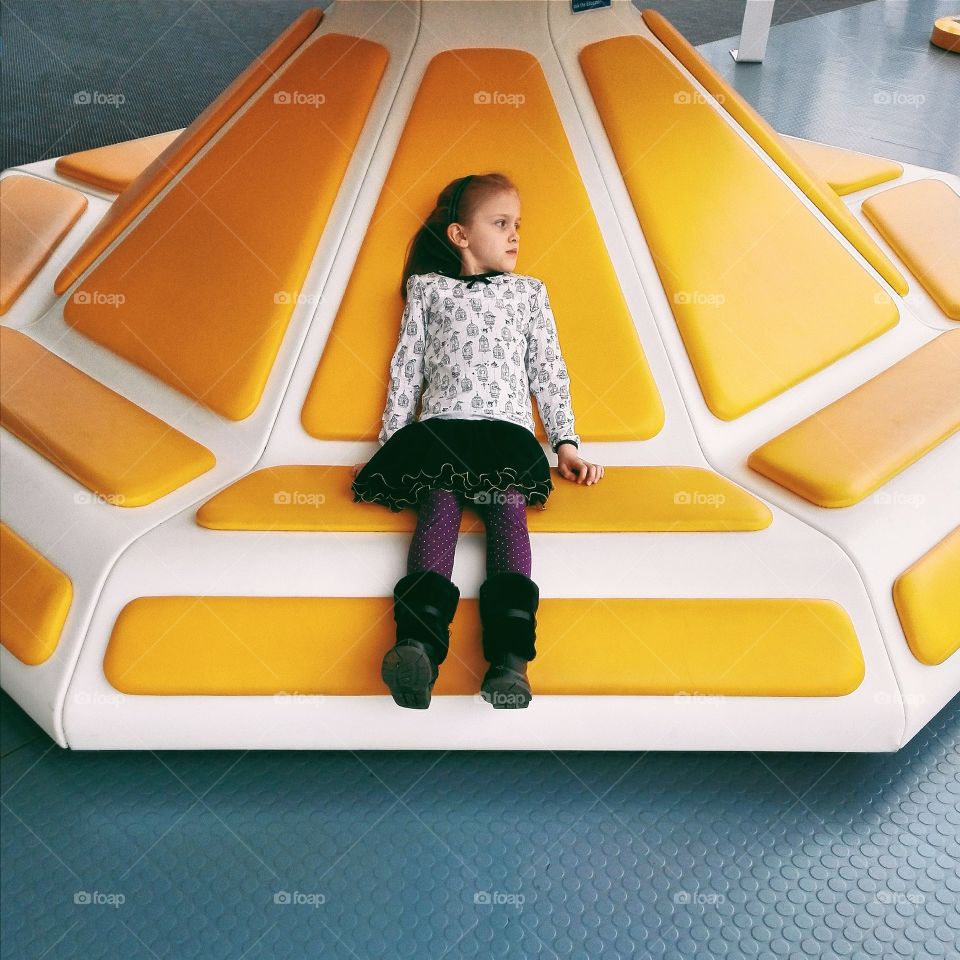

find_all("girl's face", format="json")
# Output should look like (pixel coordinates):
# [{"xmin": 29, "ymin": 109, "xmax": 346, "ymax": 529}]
[{"xmin": 448, "ymin": 190, "xmax": 520, "ymax": 275}]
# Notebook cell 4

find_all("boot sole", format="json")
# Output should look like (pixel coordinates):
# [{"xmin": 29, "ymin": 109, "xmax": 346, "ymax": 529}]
[
  {"xmin": 381, "ymin": 644, "xmax": 436, "ymax": 709},
  {"xmin": 481, "ymin": 672, "xmax": 532, "ymax": 709}
]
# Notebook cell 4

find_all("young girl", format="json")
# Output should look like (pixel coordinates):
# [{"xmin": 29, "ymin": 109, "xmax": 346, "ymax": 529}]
[{"xmin": 352, "ymin": 172, "xmax": 603, "ymax": 711}]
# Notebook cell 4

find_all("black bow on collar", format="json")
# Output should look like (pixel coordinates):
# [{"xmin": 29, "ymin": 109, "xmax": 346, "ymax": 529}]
[{"xmin": 458, "ymin": 270, "xmax": 504, "ymax": 287}]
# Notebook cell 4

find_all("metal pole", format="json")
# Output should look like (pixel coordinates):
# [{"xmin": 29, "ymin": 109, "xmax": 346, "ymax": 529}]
[{"xmin": 730, "ymin": 0, "xmax": 775, "ymax": 62}]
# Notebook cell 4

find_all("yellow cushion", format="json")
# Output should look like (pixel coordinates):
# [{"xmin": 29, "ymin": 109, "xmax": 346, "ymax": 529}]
[
  {"xmin": 195, "ymin": 464, "xmax": 772, "ymax": 531},
  {"xmin": 0, "ymin": 175, "xmax": 87, "ymax": 314},
  {"xmin": 0, "ymin": 328, "xmax": 216, "ymax": 506},
  {"xmin": 300, "ymin": 47, "xmax": 664, "ymax": 444},
  {"xmin": 641, "ymin": 9, "xmax": 908, "ymax": 297},
  {"xmin": 748, "ymin": 331, "xmax": 960, "ymax": 507},
  {"xmin": 104, "ymin": 595, "xmax": 863, "ymax": 696},
  {"xmin": 56, "ymin": 131, "xmax": 183, "ymax": 193},
  {"xmin": 894, "ymin": 527, "xmax": 960, "ymax": 666},
  {"xmin": 579, "ymin": 35, "xmax": 899, "ymax": 420},
  {"xmin": 0, "ymin": 522, "xmax": 72, "ymax": 666},
  {"xmin": 54, "ymin": 8, "xmax": 324, "ymax": 295},
  {"xmin": 62, "ymin": 34, "xmax": 387, "ymax": 421},
  {"xmin": 779, "ymin": 135, "xmax": 903, "ymax": 196},
  {"xmin": 862, "ymin": 179, "xmax": 960, "ymax": 321}
]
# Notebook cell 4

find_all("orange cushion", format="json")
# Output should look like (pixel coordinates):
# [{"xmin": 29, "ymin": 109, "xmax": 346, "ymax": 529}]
[
  {"xmin": 0, "ymin": 175, "xmax": 87, "ymax": 314},
  {"xmin": 56, "ymin": 131, "xmax": 183, "ymax": 193},
  {"xmin": 748, "ymin": 331, "xmax": 960, "ymax": 507},
  {"xmin": 0, "ymin": 522, "xmax": 72, "ymax": 666},
  {"xmin": 778, "ymin": 135, "xmax": 903, "ymax": 196},
  {"xmin": 300, "ymin": 47, "xmax": 664, "ymax": 444},
  {"xmin": 195, "ymin": 465, "xmax": 772, "ymax": 531},
  {"xmin": 0, "ymin": 328, "xmax": 216, "ymax": 506},
  {"xmin": 104, "ymin": 595, "xmax": 863, "ymax": 696},
  {"xmin": 862, "ymin": 179, "xmax": 960, "ymax": 321},
  {"xmin": 893, "ymin": 527, "xmax": 960, "ymax": 666},
  {"xmin": 54, "ymin": 8, "xmax": 323, "ymax": 295},
  {"xmin": 642, "ymin": 9, "xmax": 907, "ymax": 297},
  {"xmin": 579, "ymin": 34, "xmax": 898, "ymax": 420},
  {"xmin": 63, "ymin": 33, "xmax": 388, "ymax": 420}
]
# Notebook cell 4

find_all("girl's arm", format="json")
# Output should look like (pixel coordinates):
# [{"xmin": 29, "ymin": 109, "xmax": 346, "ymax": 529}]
[
  {"xmin": 525, "ymin": 279, "xmax": 581, "ymax": 454},
  {"xmin": 378, "ymin": 275, "xmax": 427, "ymax": 447}
]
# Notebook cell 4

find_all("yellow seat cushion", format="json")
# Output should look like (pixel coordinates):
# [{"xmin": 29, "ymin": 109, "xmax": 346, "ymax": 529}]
[
  {"xmin": 894, "ymin": 527, "xmax": 960, "ymax": 666},
  {"xmin": 54, "ymin": 8, "xmax": 323, "ymax": 295},
  {"xmin": 778, "ymin": 135, "xmax": 903, "ymax": 196},
  {"xmin": 579, "ymin": 35, "xmax": 899, "ymax": 421},
  {"xmin": 862, "ymin": 179, "xmax": 960, "ymax": 321},
  {"xmin": 56, "ymin": 131, "xmax": 183, "ymax": 193},
  {"xmin": 104, "ymin": 595, "xmax": 863, "ymax": 696},
  {"xmin": 300, "ymin": 47, "xmax": 664, "ymax": 444},
  {"xmin": 0, "ymin": 522, "xmax": 73, "ymax": 666},
  {"xmin": 641, "ymin": 9, "xmax": 907, "ymax": 297},
  {"xmin": 748, "ymin": 331, "xmax": 960, "ymax": 507},
  {"xmin": 0, "ymin": 328, "xmax": 216, "ymax": 506},
  {"xmin": 0, "ymin": 175, "xmax": 87, "ymax": 314},
  {"xmin": 63, "ymin": 33, "xmax": 386, "ymax": 421},
  {"xmin": 195, "ymin": 464, "xmax": 772, "ymax": 531}
]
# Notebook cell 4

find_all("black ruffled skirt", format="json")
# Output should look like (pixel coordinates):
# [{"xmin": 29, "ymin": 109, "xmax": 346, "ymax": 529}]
[{"xmin": 352, "ymin": 417, "xmax": 553, "ymax": 513}]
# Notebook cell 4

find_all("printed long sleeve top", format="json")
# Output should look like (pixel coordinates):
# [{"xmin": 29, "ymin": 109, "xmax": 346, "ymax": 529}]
[{"xmin": 378, "ymin": 271, "xmax": 581, "ymax": 452}]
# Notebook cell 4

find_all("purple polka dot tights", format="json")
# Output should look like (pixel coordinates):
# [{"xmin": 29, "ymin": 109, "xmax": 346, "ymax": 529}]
[{"xmin": 407, "ymin": 486, "xmax": 531, "ymax": 579}]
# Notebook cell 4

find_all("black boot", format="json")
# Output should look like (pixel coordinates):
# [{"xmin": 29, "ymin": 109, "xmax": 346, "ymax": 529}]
[
  {"xmin": 381, "ymin": 570, "xmax": 460, "ymax": 709},
  {"xmin": 478, "ymin": 571, "xmax": 539, "ymax": 709}
]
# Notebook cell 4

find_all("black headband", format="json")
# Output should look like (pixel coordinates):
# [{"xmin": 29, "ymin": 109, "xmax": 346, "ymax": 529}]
[{"xmin": 448, "ymin": 174, "xmax": 474, "ymax": 224}]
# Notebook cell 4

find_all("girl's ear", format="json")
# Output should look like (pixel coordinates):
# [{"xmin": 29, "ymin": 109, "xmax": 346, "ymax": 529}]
[{"xmin": 446, "ymin": 222, "xmax": 461, "ymax": 248}]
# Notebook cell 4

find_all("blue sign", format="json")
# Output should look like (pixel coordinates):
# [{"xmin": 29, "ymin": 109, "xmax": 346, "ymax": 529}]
[{"xmin": 572, "ymin": 0, "xmax": 611, "ymax": 12}]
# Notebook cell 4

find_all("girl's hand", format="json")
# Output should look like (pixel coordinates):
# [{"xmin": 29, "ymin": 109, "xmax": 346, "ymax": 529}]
[
  {"xmin": 351, "ymin": 461, "xmax": 367, "ymax": 478},
  {"xmin": 557, "ymin": 446, "xmax": 603, "ymax": 485}
]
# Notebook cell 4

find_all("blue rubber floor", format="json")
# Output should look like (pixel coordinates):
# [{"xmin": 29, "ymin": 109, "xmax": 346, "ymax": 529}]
[
  {"xmin": 3, "ymin": 1, "xmax": 960, "ymax": 957},
  {"xmin": 2, "ymin": 690, "xmax": 959, "ymax": 958}
]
